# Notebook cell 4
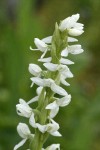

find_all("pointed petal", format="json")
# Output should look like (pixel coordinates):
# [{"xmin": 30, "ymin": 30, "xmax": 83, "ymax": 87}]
[
  {"xmin": 57, "ymin": 95, "xmax": 71, "ymax": 107},
  {"xmin": 46, "ymin": 101, "xmax": 57, "ymax": 109},
  {"xmin": 40, "ymin": 49, "xmax": 48, "ymax": 58},
  {"xmin": 34, "ymin": 38, "xmax": 48, "ymax": 52},
  {"xmin": 61, "ymin": 48, "xmax": 68, "ymax": 57},
  {"xmin": 30, "ymin": 46, "xmax": 39, "ymax": 51},
  {"xmin": 60, "ymin": 58, "xmax": 74, "ymax": 65},
  {"xmin": 30, "ymin": 77, "xmax": 44, "ymax": 87},
  {"xmin": 49, "ymin": 107, "xmax": 59, "ymax": 118},
  {"xmin": 42, "ymin": 36, "xmax": 52, "ymax": 43},
  {"xmin": 51, "ymin": 83, "xmax": 68, "ymax": 96},
  {"xmin": 27, "ymin": 96, "xmax": 39, "ymax": 104},
  {"xmin": 43, "ymin": 63, "xmax": 58, "ymax": 71},
  {"xmin": 60, "ymin": 77, "xmax": 70, "ymax": 86},
  {"xmin": 68, "ymin": 37, "xmax": 78, "ymax": 42},
  {"xmin": 29, "ymin": 113, "xmax": 37, "ymax": 128},
  {"xmin": 14, "ymin": 139, "xmax": 27, "ymax": 150},
  {"xmin": 50, "ymin": 131, "xmax": 62, "ymax": 137},
  {"xmin": 36, "ymin": 123, "xmax": 47, "ymax": 133}
]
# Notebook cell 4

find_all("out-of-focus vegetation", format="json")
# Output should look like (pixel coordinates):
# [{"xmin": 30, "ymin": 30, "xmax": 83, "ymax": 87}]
[{"xmin": 0, "ymin": 0, "xmax": 100, "ymax": 150}]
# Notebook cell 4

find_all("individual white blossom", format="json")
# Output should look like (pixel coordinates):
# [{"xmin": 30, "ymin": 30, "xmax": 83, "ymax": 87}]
[
  {"xmin": 46, "ymin": 95, "xmax": 71, "ymax": 118},
  {"xmin": 28, "ymin": 64, "xmax": 42, "ymax": 77},
  {"xmin": 36, "ymin": 119, "xmax": 61, "ymax": 137},
  {"xmin": 61, "ymin": 44, "xmax": 84, "ymax": 56},
  {"xmin": 14, "ymin": 123, "xmax": 34, "ymax": 150},
  {"xmin": 42, "ymin": 144, "xmax": 60, "ymax": 150},
  {"xmin": 43, "ymin": 63, "xmax": 73, "ymax": 86},
  {"xmin": 30, "ymin": 38, "xmax": 50, "ymax": 58},
  {"xmin": 16, "ymin": 99, "xmax": 33, "ymax": 118},
  {"xmin": 16, "ymin": 99, "xmax": 36, "ymax": 128},
  {"xmin": 30, "ymin": 77, "xmax": 68, "ymax": 96},
  {"xmin": 59, "ymin": 14, "xmax": 84, "ymax": 36}
]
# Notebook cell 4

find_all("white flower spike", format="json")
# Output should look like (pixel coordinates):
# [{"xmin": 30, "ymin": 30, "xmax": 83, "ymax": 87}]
[{"xmin": 14, "ymin": 14, "xmax": 84, "ymax": 150}]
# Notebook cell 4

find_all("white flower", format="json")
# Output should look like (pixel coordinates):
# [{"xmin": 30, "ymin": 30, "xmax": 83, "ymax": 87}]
[
  {"xmin": 46, "ymin": 95, "xmax": 71, "ymax": 118},
  {"xmin": 59, "ymin": 14, "xmax": 84, "ymax": 36},
  {"xmin": 61, "ymin": 44, "xmax": 84, "ymax": 56},
  {"xmin": 14, "ymin": 123, "xmax": 34, "ymax": 150},
  {"xmin": 16, "ymin": 99, "xmax": 36, "ymax": 128},
  {"xmin": 43, "ymin": 144, "xmax": 60, "ymax": 150},
  {"xmin": 30, "ymin": 38, "xmax": 49, "ymax": 58},
  {"xmin": 30, "ymin": 77, "xmax": 68, "ymax": 96},
  {"xmin": 43, "ymin": 63, "xmax": 73, "ymax": 86},
  {"xmin": 60, "ymin": 58, "xmax": 74, "ymax": 65},
  {"xmin": 68, "ymin": 44, "xmax": 84, "ymax": 54},
  {"xmin": 36, "ymin": 119, "xmax": 61, "ymax": 137},
  {"xmin": 16, "ymin": 99, "xmax": 33, "ymax": 118},
  {"xmin": 28, "ymin": 64, "xmax": 42, "ymax": 77}
]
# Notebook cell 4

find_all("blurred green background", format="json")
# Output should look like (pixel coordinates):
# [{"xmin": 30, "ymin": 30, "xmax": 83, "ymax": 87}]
[{"xmin": 0, "ymin": 0, "xmax": 100, "ymax": 150}]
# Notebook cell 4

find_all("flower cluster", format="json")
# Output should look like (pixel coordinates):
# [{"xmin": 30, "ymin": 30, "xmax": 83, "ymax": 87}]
[{"xmin": 14, "ymin": 14, "xmax": 84, "ymax": 150}]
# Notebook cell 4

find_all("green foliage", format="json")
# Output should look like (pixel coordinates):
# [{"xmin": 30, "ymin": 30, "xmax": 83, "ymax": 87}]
[{"xmin": 0, "ymin": 0, "xmax": 100, "ymax": 149}]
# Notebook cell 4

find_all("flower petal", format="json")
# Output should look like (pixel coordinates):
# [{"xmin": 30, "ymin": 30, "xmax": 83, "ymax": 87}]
[
  {"xmin": 50, "ymin": 131, "xmax": 62, "ymax": 137},
  {"xmin": 51, "ymin": 83, "xmax": 68, "ymax": 96},
  {"xmin": 17, "ymin": 123, "xmax": 31, "ymax": 139},
  {"xmin": 27, "ymin": 96, "xmax": 39, "ymax": 104},
  {"xmin": 68, "ymin": 37, "xmax": 78, "ymax": 42},
  {"xmin": 60, "ymin": 58, "xmax": 74, "ymax": 65},
  {"xmin": 30, "ymin": 77, "xmax": 44, "ymax": 87},
  {"xmin": 28, "ymin": 64, "xmax": 42, "ymax": 76},
  {"xmin": 42, "ymin": 36, "xmax": 52, "ymax": 43},
  {"xmin": 34, "ymin": 38, "xmax": 48, "ymax": 52},
  {"xmin": 46, "ymin": 101, "xmax": 57, "ymax": 109},
  {"xmin": 36, "ymin": 123, "xmax": 47, "ymax": 133},
  {"xmin": 61, "ymin": 48, "xmax": 68, "ymax": 57},
  {"xmin": 43, "ymin": 63, "xmax": 58, "ymax": 71},
  {"xmin": 49, "ymin": 107, "xmax": 59, "ymax": 118},
  {"xmin": 29, "ymin": 113, "xmax": 37, "ymax": 128},
  {"xmin": 57, "ymin": 95, "xmax": 71, "ymax": 107},
  {"xmin": 68, "ymin": 29, "xmax": 84, "ymax": 36},
  {"xmin": 60, "ymin": 77, "xmax": 70, "ymax": 86},
  {"xmin": 14, "ymin": 139, "xmax": 27, "ymax": 150}
]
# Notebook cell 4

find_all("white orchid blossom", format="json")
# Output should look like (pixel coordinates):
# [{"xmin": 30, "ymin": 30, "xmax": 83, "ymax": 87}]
[
  {"xmin": 28, "ymin": 64, "xmax": 42, "ymax": 77},
  {"xmin": 31, "ymin": 77, "xmax": 68, "ymax": 96},
  {"xmin": 14, "ymin": 123, "xmax": 34, "ymax": 150},
  {"xmin": 46, "ymin": 95, "xmax": 71, "ymax": 118},
  {"xmin": 61, "ymin": 44, "xmax": 83, "ymax": 56},
  {"xmin": 16, "ymin": 99, "xmax": 33, "ymax": 118},
  {"xmin": 30, "ymin": 38, "xmax": 50, "ymax": 58},
  {"xmin": 36, "ymin": 119, "xmax": 61, "ymax": 137},
  {"xmin": 59, "ymin": 14, "xmax": 84, "ymax": 36},
  {"xmin": 16, "ymin": 99, "xmax": 36, "ymax": 128}
]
